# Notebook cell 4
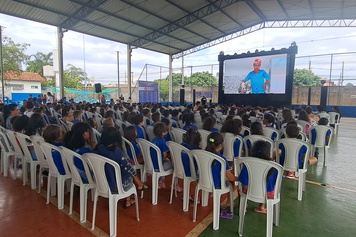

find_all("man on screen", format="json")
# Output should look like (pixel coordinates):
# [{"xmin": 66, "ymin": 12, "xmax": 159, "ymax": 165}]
[{"xmin": 244, "ymin": 59, "xmax": 271, "ymax": 94}]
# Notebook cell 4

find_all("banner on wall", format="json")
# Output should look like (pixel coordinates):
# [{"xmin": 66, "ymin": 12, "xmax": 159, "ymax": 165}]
[{"xmin": 138, "ymin": 81, "xmax": 159, "ymax": 103}]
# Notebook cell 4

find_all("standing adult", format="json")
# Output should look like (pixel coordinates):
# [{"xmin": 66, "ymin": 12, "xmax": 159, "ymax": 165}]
[
  {"xmin": 46, "ymin": 92, "xmax": 54, "ymax": 104},
  {"xmin": 201, "ymin": 94, "xmax": 207, "ymax": 106},
  {"xmin": 244, "ymin": 59, "xmax": 270, "ymax": 94}
]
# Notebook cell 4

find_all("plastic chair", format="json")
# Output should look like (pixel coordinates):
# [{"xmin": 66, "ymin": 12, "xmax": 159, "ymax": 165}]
[
  {"xmin": 197, "ymin": 129, "xmax": 210, "ymax": 150},
  {"xmin": 39, "ymin": 141, "xmax": 72, "ymax": 209},
  {"xmin": 235, "ymin": 157, "xmax": 283, "ymax": 237},
  {"xmin": 221, "ymin": 132, "xmax": 243, "ymax": 162},
  {"xmin": 241, "ymin": 126, "xmax": 250, "ymax": 136},
  {"xmin": 145, "ymin": 125, "xmax": 155, "ymax": 141},
  {"xmin": 61, "ymin": 146, "xmax": 96, "ymax": 223},
  {"xmin": 136, "ymin": 138, "xmax": 173, "ymax": 205},
  {"xmin": 16, "ymin": 132, "xmax": 41, "ymax": 189},
  {"xmin": 262, "ymin": 127, "xmax": 279, "ymax": 142},
  {"xmin": 328, "ymin": 112, "xmax": 341, "ymax": 134},
  {"xmin": 309, "ymin": 125, "xmax": 333, "ymax": 166},
  {"xmin": 190, "ymin": 150, "xmax": 234, "ymax": 230},
  {"xmin": 83, "ymin": 153, "xmax": 139, "ymax": 237},
  {"xmin": 31, "ymin": 135, "xmax": 48, "ymax": 193},
  {"xmin": 243, "ymin": 135, "xmax": 274, "ymax": 158},
  {"xmin": 170, "ymin": 127, "xmax": 186, "ymax": 144},
  {"xmin": 0, "ymin": 130, "xmax": 15, "ymax": 177},
  {"xmin": 6, "ymin": 131, "xmax": 26, "ymax": 183},
  {"xmin": 122, "ymin": 137, "xmax": 144, "ymax": 183},
  {"xmin": 167, "ymin": 141, "xmax": 197, "ymax": 212},
  {"xmin": 296, "ymin": 120, "xmax": 311, "ymax": 134},
  {"xmin": 275, "ymin": 138, "xmax": 311, "ymax": 201}
]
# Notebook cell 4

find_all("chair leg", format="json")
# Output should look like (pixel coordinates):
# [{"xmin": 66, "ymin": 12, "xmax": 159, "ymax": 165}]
[
  {"xmin": 46, "ymin": 174, "xmax": 51, "ymax": 204},
  {"xmin": 169, "ymin": 174, "xmax": 176, "ymax": 204},
  {"xmin": 192, "ymin": 187, "xmax": 199, "ymax": 222},
  {"xmin": 91, "ymin": 192, "xmax": 98, "ymax": 230},
  {"xmin": 212, "ymin": 192, "xmax": 220, "ymax": 230},
  {"xmin": 152, "ymin": 174, "xmax": 158, "ymax": 205},
  {"xmin": 30, "ymin": 162, "xmax": 36, "ymax": 189},
  {"xmin": 22, "ymin": 158, "xmax": 27, "ymax": 186},
  {"xmin": 79, "ymin": 185, "xmax": 87, "ymax": 223},
  {"xmin": 134, "ymin": 191, "xmax": 140, "ymax": 221},
  {"xmin": 202, "ymin": 191, "xmax": 209, "ymax": 207},
  {"xmin": 57, "ymin": 177, "xmax": 65, "ymax": 209},
  {"xmin": 108, "ymin": 195, "xmax": 118, "ymax": 237},
  {"xmin": 182, "ymin": 179, "xmax": 190, "ymax": 212},
  {"xmin": 298, "ymin": 171, "xmax": 303, "ymax": 201},
  {"xmin": 38, "ymin": 166, "xmax": 42, "ymax": 193},
  {"xmin": 238, "ymin": 195, "xmax": 247, "ymax": 236},
  {"xmin": 324, "ymin": 147, "xmax": 328, "ymax": 167},
  {"xmin": 266, "ymin": 201, "xmax": 274, "ymax": 237},
  {"xmin": 274, "ymin": 202, "xmax": 280, "ymax": 226},
  {"xmin": 69, "ymin": 181, "xmax": 74, "ymax": 215}
]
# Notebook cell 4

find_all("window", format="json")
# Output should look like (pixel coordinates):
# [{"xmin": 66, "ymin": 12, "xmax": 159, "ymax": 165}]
[
  {"xmin": 10, "ymin": 84, "xmax": 24, "ymax": 90},
  {"xmin": 31, "ymin": 85, "xmax": 39, "ymax": 89}
]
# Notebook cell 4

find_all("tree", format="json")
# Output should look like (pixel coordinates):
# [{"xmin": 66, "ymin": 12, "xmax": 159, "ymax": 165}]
[
  {"xmin": 293, "ymin": 68, "xmax": 322, "ymax": 86},
  {"xmin": 156, "ymin": 78, "xmax": 169, "ymax": 101},
  {"xmin": 189, "ymin": 71, "xmax": 218, "ymax": 86},
  {"xmin": 26, "ymin": 52, "xmax": 53, "ymax": 75},
  {"xmin": 1, "ymin": 35, "xmax": 29, "ymax": 72},
  {"xmin": 64, "ymin": 64, "xmax": 88, "ymax": 88},
  {"xmin": 345, "ymin": 82, "xmax": 353, "ymax": 87}
]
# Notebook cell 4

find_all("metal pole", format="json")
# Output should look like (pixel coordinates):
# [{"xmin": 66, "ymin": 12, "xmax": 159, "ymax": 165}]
[
  {"xmin": 0, "ymin": 26, "xmax": 5, "ymax": 103},
  {"xmin": 327, "ymin": 54, "xmax": 333, "ymax": 106},
  {"xmin": 57, "ymin": 27, "xmax": 65, "ymax": 99},
  {"xmin": 83, "ymin": 34, "xmax": 87, "ymax": 101},
  {"xmin": 117, "ymin": 51, "xmax": 120, "ymax": 99},
  {"xmin": 127, "ymin": 45, "xmax": 132, "ymax": 99}
]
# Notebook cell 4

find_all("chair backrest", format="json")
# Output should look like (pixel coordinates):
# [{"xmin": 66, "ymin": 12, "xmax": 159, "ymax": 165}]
[
  {"xmin": 59, "ymin": 118, "xmax": 70, "ymax": 132},
  {"xmin": 167, "ymin": 141, "xmax": 196, "ymax": 180},
  {"xmin": 170, "ymin": 127, "xmax": 186, "ymax": 144},
  {"xmin": 190, "ymin": 150, "xmax": 228, "ymax": 191},
  {"xmin": 62, "ymin": 146, "xmax": 95, "ymax": 186},
  {"xmin": 327, "ymin": 112, "xmax": 340, "ymax": 125},
  {"xmin": 39, "ymin": 141, "xmax": 71, "ymax": 176},
  {"xmin": 309, "ymin": 125, "xmax": 333, "ymax": 147},
  {"xmin": 262, "ymin": 127, "xmax": 279, "ymax": 141},
  {"xmin": 6, "ymin": 130, "xmax": 24, "ymax": 157},
  {"xmin": 241, "ymin": 126, "xmax": 250, "ymax": 136},
  {"xmin": 122, "ymin": 137, "xmax": 142, "ymax": 168},
  {"xmin": 115, "ymin": 119, "xmax": 126, "ymax": 133},
  {"xmin": 15, "ymin": 132, "xmax": 34, "ymax": 161},
  {"xmin": 235, "ymin": 157, "xmax": 283, "ymax": 203},
  {"xmin": 221, "ymin": 132, "xmax": 243, "ymax": 162},
  {"xmin": 136, "ymin": 138, "xmax": 163, "ymax": 173},
  {"xmin": 243, "ymin": 135, "xmax": 274, "ymax": 158},
  {"xmin": 145, "ymin": 126, "xmax": 155, "ymax": 141},
  {"xmin": 83, "ymin": 153, "xmax": 126, "ymax": 198},
  {"xmin": 31, "ymin": 135, "xmax": 46, "ymax": 165},
  {"xmin": 0, "ymin": 130, "xmax": 12, "ymax": 153},
  {"xmin": 296, "ymin": 120, "xmax": 311, "ymax": 134},
  {"xmin": 275, "ymin": 138, "xmax": 311, "ymax": 171},
  {"xmin": 197, "ymin": 129, "xmax": 210, "ymax": 150}
]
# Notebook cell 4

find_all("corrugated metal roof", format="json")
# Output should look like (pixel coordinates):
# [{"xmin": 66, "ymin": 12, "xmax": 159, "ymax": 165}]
[{"xmin": 1, "ymin": 0, "xmax": 355, "ymax": 56}]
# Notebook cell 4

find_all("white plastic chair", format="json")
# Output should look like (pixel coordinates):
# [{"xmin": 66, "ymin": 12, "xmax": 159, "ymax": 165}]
[
  {"xmin": 241, "ymin": 126, "xmax": 250, "ymax": 136},
  {"xmin": 61, "ymin": 146, "xmax": 96, "ymax": 223},
  {"xmin": 243, "ymin": 135, "xmax": 274, "ymax": 158},
  {"xmin": 170, "ymin": 127, "xmax": 186, "ymax": 144},
  {"xmin": 122, "ymin": 137, "xmax": 144, "ymax": 182},
  {"xmin": 190, "ymin": 150, "xmax": 234, "ymax": 230},
  {"xmin": 296, "ymin": 120, "xmax": 311, "ymax": 134},
  {"xmin": 136, "ymin": 138, "xmax": 173, "ymax": 205},
  {"xmin": 328, "ymin": 112, "xmax": 340, "ymax": 134},
  {"xmin": 309, "ymin": 125, "xmax": 333, "ymax": 166},
  {"xmin": 167, "ymin": 141, "xmax": 197, "ymax": 212},
  {"xmin": 197, "ymin": 129, "xmax": 210, "ymax": 150},
  {"xmin": 6, "ymin": 131, "xmax": 26, "ymax": 183},
  {"xmin": 235, "ymin": 157, "xmax": 283, "ymax": 237},
  {"xmin": 39, "ymin": 141, "xmax": 72, "ymax": 209},
  {"xmin": 145, "ymin": 125, "xmax": 155, "ymax": 141},
  {"xmin": 0, "ymin": 130, "xmax": 15, "ymax": 177},
  {"xmin": 275, "ymin": 138, "xmax": 311, "ymax": 201},
  {"xmin": 83, "ymin": 153, "xmax": 139, "ymax": 237},
  {"xmin": 262, "ymin": 127, "xmax": 279, "ymax": 142},
  {"xmin": 222, "ymin": 132, "xmax": 243, "ymax": 162},
  {"xmin": 31, "ymin": 135, "xmax": 48, "ymax": 193},
  {"xmin": 16, "ymin": 132, "xmax": 41, "ymax": 189}
]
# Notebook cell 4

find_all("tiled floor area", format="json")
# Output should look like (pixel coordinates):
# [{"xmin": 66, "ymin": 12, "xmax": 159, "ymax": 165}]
[{"xmin": 1, "ymin": 118, "xmax": 356, "ymax": 237}]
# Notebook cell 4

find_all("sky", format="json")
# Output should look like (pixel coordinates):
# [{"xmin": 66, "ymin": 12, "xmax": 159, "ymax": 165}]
[{"xmin": 1, "ymin": 13, "xmax": 356, "ymax": 85}]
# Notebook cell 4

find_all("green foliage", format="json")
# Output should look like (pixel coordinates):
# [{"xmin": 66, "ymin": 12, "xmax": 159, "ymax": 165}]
[
  {"xmin": 345, "ymin": 82, "xmax": 353, "ymax": 87},
  {"xmin": 293, "ymin": 68, "xmax": 322, "ymax": 86},
  {"xmin": 156, "ymin": 72, "xmax": 218, "ymax": 101},
  {"xmin": 64, "ymin": 64, "xmax": 88, "ymax": 88},
  {"xmin": 2, "ymin": 35, "xmax": 29, "ymax": 72},
  {"xmin": 26, "ymin": 52, "xmax": 53, "ymax": 75}
]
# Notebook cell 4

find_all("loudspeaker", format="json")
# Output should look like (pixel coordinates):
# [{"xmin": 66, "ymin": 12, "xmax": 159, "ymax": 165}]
[
  {"xmin": 94, "ymin": 83, "xmax": 102, "ymax": 93},
  {"xmin": 192, "ymin": 89, "xmax": 196, "ymax": 105},
  {"xmin": 180, "ymin": 89, "xmax": 185, "ymax": 105}
]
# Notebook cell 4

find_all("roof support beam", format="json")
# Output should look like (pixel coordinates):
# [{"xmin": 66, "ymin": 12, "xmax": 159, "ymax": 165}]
[
  {"xmin": 173, "ymin": 19, "xmax": 356, "ymax": 59},
  {"xmin": 206, "ymin": 0, "xmax": 243, "ymax": 27},
  {"xmin": 245, "ymin": 0, "xmax": 267, "ymax": 21},
  {"xmin": 61, "ymin": 0, "xmax": 109, "ymax": 29},
  {"xmin": 130, "ymin": 0, "xmax": 243, "ymax": 48}
]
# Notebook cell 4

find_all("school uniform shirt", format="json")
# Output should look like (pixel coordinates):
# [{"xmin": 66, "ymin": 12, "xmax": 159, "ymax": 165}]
[
  {"xmin": 212, "ymin": 153, "xmax": 230, "ymax": 189},
  {"xmin": 151, "ymin": 137, "xmax": 169, "ymax": 170}
]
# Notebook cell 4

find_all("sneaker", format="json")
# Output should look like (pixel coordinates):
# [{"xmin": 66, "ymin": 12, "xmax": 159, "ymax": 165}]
[
  {"xmin": 286, "ymin": 171, "xmax": 295, "ymax": 178},
  {"xmin": 220, "ymin": 209, "xmax": 233, "ymax": 219}
]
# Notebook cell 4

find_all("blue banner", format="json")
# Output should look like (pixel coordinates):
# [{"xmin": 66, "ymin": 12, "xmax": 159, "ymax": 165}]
[{"xmin": 139, "ymin": 81, "xmax": 159, "ymax": 103}]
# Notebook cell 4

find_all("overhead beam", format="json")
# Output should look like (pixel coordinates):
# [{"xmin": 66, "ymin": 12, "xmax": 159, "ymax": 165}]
[
  {"xmin": 130, "ymin": 0, "xmax": 243, "ymax": 48},
  {"xmin": 61, "ymin": 0, "xmax": 108, "ymax": 29},
  {"xmin": 245, "ymin": 0, "xmax": 267, "ymax": 21},
  {"xmin": 173, "ymin": 19, "xmax": 356, "ymax": 59},
  {"xmin": 206, "ymin": 0, "xmax": 243, "ymax": 27}
]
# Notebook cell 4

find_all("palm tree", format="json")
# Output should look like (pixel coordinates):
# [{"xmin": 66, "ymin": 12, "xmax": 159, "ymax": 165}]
[{"xmin": 26, "ymin": 52, "xmax": 53, "ymax": 76}]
